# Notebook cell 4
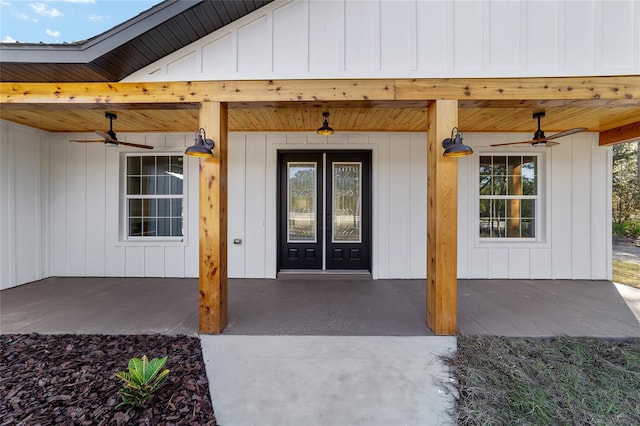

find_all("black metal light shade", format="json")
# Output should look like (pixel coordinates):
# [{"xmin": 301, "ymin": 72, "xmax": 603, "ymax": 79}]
[
  {"xmin": 442, "ymin": 127, "xmax": 473, "ymax": 157},
  {"xmin": 185, "ymin": 128, "xmax": 214, "ymax": 158},
  {"xmin": 317, "ymin": 111, "xmax": 334, "ymax": 135}
]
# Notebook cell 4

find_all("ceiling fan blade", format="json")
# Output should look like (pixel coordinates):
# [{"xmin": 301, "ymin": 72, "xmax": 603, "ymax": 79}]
[
  {"xmin": 69, "ymin": 139, "xmax": 106, "ymax": 143},
  {"xmin": 95, "ymin": 130, "xmax": 115, "ymax": 143},
  {"xmin": 117, "ymin": 141, "xmax": 154, "ymax": 150},
  {"xmin": 490, "ymin": 140, "xmax": 540, "ymax": 147},
  {"xmin": 544, "ymin": 127, "xmax": 588, "ymax": 141}
]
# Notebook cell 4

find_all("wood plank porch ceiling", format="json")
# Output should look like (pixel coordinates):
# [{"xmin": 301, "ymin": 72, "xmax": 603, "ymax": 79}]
[{"xmin": 1, "ymin": 77, "xmax": 638, "ymax": 135}]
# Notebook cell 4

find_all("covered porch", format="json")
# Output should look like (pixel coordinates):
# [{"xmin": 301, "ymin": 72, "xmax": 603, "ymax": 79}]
[{"xmin": 2, "ymin": 276, "xmax": 639, "ymax": 338}]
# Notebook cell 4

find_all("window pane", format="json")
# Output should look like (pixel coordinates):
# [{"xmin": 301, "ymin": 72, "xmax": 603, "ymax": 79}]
[
  {"xmin": 493, "ymin": 176, "xmax": 507, "ymax": 195},
  {"xmin": 127, "ymin": 156, "xmax": 141, "ymax": 175},
  {"xmin": 129, "ymin": 199, "xmax": 142, "ymax": 216},
  {"xmin": 157, "ymin": 218, "xmax": 171, "ymax": 236},
  {"xmin": 479, "ymin": 176, "xmax": 492, "ymax": 195},
  {"xmin": 170, "ymin": 156, "xmax": 183, "ymax": 173},
  {"xmin": 170, "ymin": 176, "xmax": 183, "ymax": 195},
  {"xmin": 522, "ymin": 156, "xmax": 537, "ymax": 195},
  {"xmin": 158, "ymin": 199, "xmax": 170, "ymax": 216},
  {"xmin": 479, "ymin": 156, "xmax": 492, "ymax": 176},
  {"xmin": 521, "ymin": 199, "xmax": 535, "ymax": 218},
  {"xmin": 493, "ymin": 199, "xmax": 506, "ymax": 237},
  {"xmin": 288, "ymin": 163, "xmax": 316, "ymax": 242},
  {"xmin": 507, "ymin": 198, "xmax": 521, "ymax": 238},
  {"xmin": 142, "ymin": 156, "xmax": 156, "ymax": 175},
  {"xmin": 171, "ymin": 199, "xmax": 182, "ymax": 217},
  {"xmin": 127, "ymin": 177, "xmax": 141, "ymax": 195},
  {"xmin": 490, "ymin": 218, "xmax": 503, "ymax": 238},
  {"xmin": 171, "ymin": 218, "xmax": 182, "ymax": 237},
  {"xmin": 479, "ymin": 199, "xmax": 491, "ymax": 218},
  {"xmin": 156, "ymin": 175, "xmax": 171, "ymax": 194},
  {"xmin": 143, "ymin": 219, "xmax": 157, "ymax": 237},
  {"xmin": 333, "ymin": 162, "xmax": 361, "ymax": 242},
  {"xmin": 157, "ymin": 156, "xmax": 170, "ymax": 174},
  {"xmin": 508, "ymin": 156, "xmax": 522, "ymax": 175},
  {"xmin": 521, "ymin": 219, "xmax": 535, "ymax": 238},
  {"xmin": 143, "ymin": 199, "xmax": 156, "ymax": 217},
  {"xmin": 507, "ymin": 157, "xmax": 522, "ymax": 195},
  {"xmin": 129, "ymin": 218, "xmax": 143, "ymax": 237},
  {"xmin": 479, "ymin": 219, "xmax": 491, "ymax": 237},
  {"xmin": 493, "ymin": 156, "xmax": 507, "ymax": 175},
  {"xmin": 141, "ymin": 175, "xmax": 155, "ymax": 195},
  {"xmin": 507, "ymin": 199, "xmax": 520, "ymax": 218},
  {"xmin": 508, "ymin": 174, "xmax": 522, "ymax": 195}
]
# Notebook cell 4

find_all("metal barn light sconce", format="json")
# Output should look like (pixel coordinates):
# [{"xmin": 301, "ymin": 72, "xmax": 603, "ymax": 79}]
[
  {"xmin": 316, "ymin": 111, "xmax": 334, "ymax": 136},
  {"xmin": 442, "ymin": 127, "xmax": 473, "ymax": 157},
  {"xmin": 185, "ymin": 128, "xmax": 215, "ymax": 158}
]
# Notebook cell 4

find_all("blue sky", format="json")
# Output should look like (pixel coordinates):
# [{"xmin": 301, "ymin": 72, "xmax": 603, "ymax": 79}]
[{"xmin": 1, "ymin": 0, "xmax": 161, "ymax": 44}]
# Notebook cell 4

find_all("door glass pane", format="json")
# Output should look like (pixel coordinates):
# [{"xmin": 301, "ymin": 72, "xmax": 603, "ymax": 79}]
[
  {"xmin": 288, "ymin": 162, "xmax": 316, "ymax": 242},
  {"xmin": 333, "ymin": 162, "xmax": 361, "ymax": 242}
]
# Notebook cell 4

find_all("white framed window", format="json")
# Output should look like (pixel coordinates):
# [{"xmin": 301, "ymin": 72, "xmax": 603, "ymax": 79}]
[
  {"xmin": 124, "ymin": 154, "xmax": 184, "ymax": 240},
  {"xmin": 479, "ymin": 154, "xmax": 539, "ymax": 240}
]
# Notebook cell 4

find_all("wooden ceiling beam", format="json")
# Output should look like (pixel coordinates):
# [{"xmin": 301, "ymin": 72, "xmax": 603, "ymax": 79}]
[
  {"xmin": 2, "ymin": 76, "xmax": 638, "ymax": 105},
  {"xmin": 599, "ymin": 121, "xmax": 640, "ymax": 146},
  {"xmin": 395, "ymin": 76, "xmax": 640, "ymax": 101}
]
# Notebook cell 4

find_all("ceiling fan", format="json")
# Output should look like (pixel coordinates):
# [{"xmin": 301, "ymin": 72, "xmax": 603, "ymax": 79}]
[
  {"xmin": 70, "ymin": 112, "xmax": 153, "ymax": 149},
  {"xmin": 490, "ymin": 112, "xmax": 587, "ymax": 147}
]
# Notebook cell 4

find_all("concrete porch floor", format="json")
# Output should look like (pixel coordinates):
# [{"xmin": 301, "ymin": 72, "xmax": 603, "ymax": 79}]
[{"xmin": 1, "ymin": 276, "xmax": 639, "ymax": 337}]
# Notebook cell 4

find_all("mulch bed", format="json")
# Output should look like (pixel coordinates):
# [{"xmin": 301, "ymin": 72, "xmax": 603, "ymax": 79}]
[{"xmin": 0, "ymin": 334, "xmax": 217, "ymax": 425}]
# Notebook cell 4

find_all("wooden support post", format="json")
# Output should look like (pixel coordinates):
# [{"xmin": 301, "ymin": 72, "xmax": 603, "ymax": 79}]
[
  {"xmin": 198, "ymin": 102, "xmax": 228, "ymax": 334},
  {"xmin": 426, "ymin": 100, "xmax": 459, "ymax": 335}
]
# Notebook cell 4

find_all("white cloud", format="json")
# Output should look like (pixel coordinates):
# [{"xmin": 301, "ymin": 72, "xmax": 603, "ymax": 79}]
[
  {"xmin": 3, "ymin": 35, "xmax": 18, "ymax": 43},
  {"xmin": 30, "ymin": 2, "xmax": 62, "ymax": 18},
  {"xmin": 88, "ymin": 14, "xmax": 105, "ymax": 22},
  {"xmin": 45, "ymin": 29, "xmax": 60, "ymax": 38},
  {"xmin": 0, "ymin": 1, "xmax": 11, "ymax": 6}
]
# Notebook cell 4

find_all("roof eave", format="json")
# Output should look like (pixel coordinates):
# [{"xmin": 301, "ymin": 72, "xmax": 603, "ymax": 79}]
[{"xmin": 0, "ymin": 0, "xmax": 199, "ymax": 64}]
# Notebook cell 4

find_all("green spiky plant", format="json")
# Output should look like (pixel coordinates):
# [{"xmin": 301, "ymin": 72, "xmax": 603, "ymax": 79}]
[{"xmin": 114, "ymin": 355, "xmax": 170, "ymax": 409}]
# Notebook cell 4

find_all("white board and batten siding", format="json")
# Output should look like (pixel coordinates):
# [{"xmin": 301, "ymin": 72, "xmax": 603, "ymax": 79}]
[
  {"xmin": 125, "ymin": 0, "xmax": 640, "ymax": 82},
  {"xmin": 457, "ymin": 133, "xmax": 612, "ymax": 280},
  {"xmin": 0, "ymin": 122, "xmax": 612, "ymax": 288},
  {"xmin": 0, "ymin": 123, "xmax": 200, "ymax": 289},
  {"xmin": 0, "ymin": 121, "xmax": 52, "ymax": 289},
  {"xmin": 48, "ymin": 133, "xmax": 200, "ymax": 280}
]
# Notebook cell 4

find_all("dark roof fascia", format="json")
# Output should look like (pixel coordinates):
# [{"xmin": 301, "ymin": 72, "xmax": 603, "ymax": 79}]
[{"xmin": 0, "ymin": 0, "xmax": 199, "ymax": 64}]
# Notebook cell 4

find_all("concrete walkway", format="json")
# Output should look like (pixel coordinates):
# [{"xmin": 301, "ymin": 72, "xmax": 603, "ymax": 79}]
[{"xmin": 201, "ymin": 335, "xmax": 456, "ymax": 426}]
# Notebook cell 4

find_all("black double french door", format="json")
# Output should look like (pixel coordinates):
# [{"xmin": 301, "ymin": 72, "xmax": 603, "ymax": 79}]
[{"xmin": 278, "ymin": 151, "xmax": 371, "ymax": 271}]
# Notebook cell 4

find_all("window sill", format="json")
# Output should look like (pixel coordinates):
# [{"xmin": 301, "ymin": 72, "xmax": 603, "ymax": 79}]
[
  {"xmin": 116, "ymin": 238, "xmax": 186, "ymax": 247},
  {"xmin": 475, "ymin": 238, "xmax": 550, "ymax": 249}
]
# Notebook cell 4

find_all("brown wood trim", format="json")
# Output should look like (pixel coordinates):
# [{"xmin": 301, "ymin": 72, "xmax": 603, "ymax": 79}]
[
  {"xmin": 426, "ymin": 100, "xmax": 458, "ymax": 336},
  {"xmin": 198, "ymin": 101, "xmax": 228, "ymax": 334},
  {"xmin": 2, "ymin": 76, "xmax": 638, "ymax": 106},
  {"xmin": 599, "ymin": 121, "xmax": 640, "ymax": 146}
]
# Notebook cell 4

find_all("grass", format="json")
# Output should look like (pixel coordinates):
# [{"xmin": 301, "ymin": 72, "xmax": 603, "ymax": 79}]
[
  {"xmin": 612, "ymin": 259, "xmax": 640, "ymax": 289},
  {"xmin": 442, "ymin": 335, "xmax": 640, "ymax": 425}
]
